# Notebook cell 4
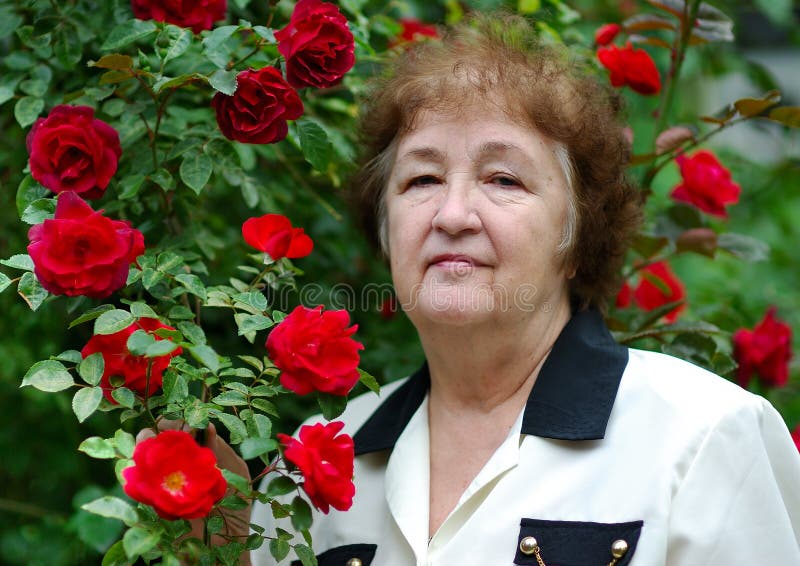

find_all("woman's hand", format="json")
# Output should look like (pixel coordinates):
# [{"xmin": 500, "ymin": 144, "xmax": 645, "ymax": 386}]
[{"xmin": 136, "ymin": 420, "xmax": 252, "ymax": 565}]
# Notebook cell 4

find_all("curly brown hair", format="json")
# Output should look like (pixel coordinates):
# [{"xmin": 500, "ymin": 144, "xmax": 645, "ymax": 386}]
[{"xmin": 349, "ymin": 13, "xmax": 642, "ymax": 310}]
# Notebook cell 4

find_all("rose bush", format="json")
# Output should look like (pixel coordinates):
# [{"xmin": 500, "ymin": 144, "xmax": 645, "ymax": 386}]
[
  {"xmin": 212, "ymin": 67, "xmax": 304, "ymax": 144},
  {"xmin": 597, "ymin": 43, "xmax": 661, "ymax": 95},
  {"xmin": 242, "ymin": 213, "xmax": 314, "ymax": 260},
  {"xmin": 670, "ymin": 150, "xmax": 741, "ymax": 217},
  {"xmin": 267, "ymin": 305, "xmax": 363, "ymax": 396},
  {"xmin": 131, "ymin": 0, "xmax": 227, "ymax": 34},
  {"xmin": 617, "ymin": 261, "xmax": 686, "ymax": 323},
  {"xmin": 277, "ymin": 421, "xmax": 355, "ymax": 514},
  {"xmin": 27, "ymin": 105, "xmax": 121, "ymax": 199},
  {"xmin": 81, "ymin": 318, "xmax": 182, "ymax": 402},
  {"xmin": 733, "ymin": 308, "xmax": 792, "ymax": 388},
  {"xmin": 122, "ymin": 430, "xmax": 227, "ymax": 520},
  {"xmin": 27, "ymin": 192, "xmax": 144, "ymax": 299},
  {"xmin": 275, "ymin": 0, "xmax": 355, "ymax": 89}
]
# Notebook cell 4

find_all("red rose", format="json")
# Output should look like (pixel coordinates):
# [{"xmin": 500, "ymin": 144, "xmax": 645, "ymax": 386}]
[
  {"xmin": 733, "ymin": 308, "xmax": 792, "ymax": 388},
  {"xmin": 670, "ymin": 150, "xmax": 741, "ymax": 218},
  {"xmin": 595, "ymin": 23, "xmax": 621, "ymax": 46},
  {"xmin": 266, "ymin": 305, "xmax": 363, "ymax": 396},
  {"xmin": 617, "ymin": 262, "xmax": 686, "ymax": 322},
  {"xmin": 27, "ymin": 192, "xmax": 144, "ymax": 299},
  {"xmin": 278, "ymin": 421, "xmax": 355, "ymax": 513},
  {"xmin": 81, "ymin": 317, "xmax": 182, "ymax": 403},
  {"xmin": 275, "ymin": 0, "xmax": 355, "ymax": 89},
  {"xmin": 131, "ymin": 0, "xmax": 226, "ymax": 34},
  {"xmin": 597, "ymin": 43, "xmax": 661, "ymax": 95},
  {"xmin": 242, "ymin": 213, "xmax": 313, "ymax": 260},
  {"xmin": 27, "ymin": 105, "xmax": 121, "ymax": 199},
  {"xmin": 397, "ymin": 18, "xmax": 439, "ymax": 43},
  {"xmin": 123, "ymin": 430, "xmax": 227, "ymax": 520},
  {"xmin": 212, "ymin": 67, "xmax": 304, "ymax": 145}
]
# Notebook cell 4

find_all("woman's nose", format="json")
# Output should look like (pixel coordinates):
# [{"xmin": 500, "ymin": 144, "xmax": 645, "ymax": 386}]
[{"xmin": 430, "ymin": 178, "xmax": 482, "ymax": 235}]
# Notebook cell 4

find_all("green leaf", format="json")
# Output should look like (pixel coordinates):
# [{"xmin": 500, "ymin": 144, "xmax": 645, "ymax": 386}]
[
  {"xmin": 0, "ymin": 86, "xmax": 14, "ymax": 107},
  {"xmin": 72, "ymin": 387, "xmax": 103, "ymax": 422},
  {"xmin": 177, "ymin": 321, "xmax": 206, "ymax": 345},
  {"xmin": 212, "ymin": 390, "xmax": 248, "ymax": 406},
  {"xmin": 1, "ymin": 254, "xmax": 34, "ymax": 271},
  {"xmin": 717, "ymin": 233, "xmax": 769, "ymax": 262},
  {"xmin": 233, "ymin": 291, "xmax": 268, "ymax": 311},
  {"xmin": 222, "ymin": 468, "xmax": 252, "ymax": 494},
  {"xmin": 219, "ymin": 495, "xmax": 249, "ymax": 510},
  {"xmin": 206, "ymin": 516, "xmax": 224, "ymax": 535},
  {"xmin": 296, "ymin": 120, "xmax": 332, "ymax": 172},
  {"xmin": 102, "ymin": 20, "xmax": 158, "ymax": 50},
  {"xmin": 184, "ymin": 401, "xmax": 210, "ymax": 428},
  {"xmin": 163, "ymin": 372, "xmax": 189, "ymax": 403},
  {"xmin": 240, "ymin": 437, "xmax": 278, "ymax": 459},
  {"xmin": 209, "ymin": 69, "xmax": 237, "ymax": 95},
  {"xmin": 151, "ymin": 168, "xmax": 175, "ymax": 191},
  {"xmin": 21, "ymin": 198, "xmax": 56, "ymax": 224},
  {"xmin": 129, "ymin": 302, "xmax": 158, "ymax": 319},
  {"xmin": 162, "ymin": 27, "xmax": 191, "ymax": 64},
  {"xmin": 146, "ymin": 340, "xmax": 179, "ymax": 357},
  {"xmin": 216, "ymin": 411, "xmax": 248, "ymax": 444},
  {"xmin": 14, "ymin": 96, "xmax": 44, "ymax": 128},
  {"xmin": 90, "ymin": 54, "xmax": 134, "ymax": 70},
  {"xmin": 266, "ymin": 476, "xmax": 297, "ymax": 497},
  {"xmin": 251, "ymin": 398, "xmax": 279, "ymax": 417},
  {"xmin": 70, "ymin": 304, "xmax": 116, "ymax": 329},
  {"xmin": 168, "ymin": 305, "xmax": 195, "ymax": 320},
  {"xmin": 189, "ymin": 344, "xmax": 220, "ymax": 373},
  {"xmin": 16, "ymin": 175, "xmax": 48, "ymax": 217},
  {"xmin": 768, "ymin": 106, "xmax": 800, "ymax": 128},
  {"xmin": 79, "ymin": 352, "xmax": 105, "ymax": 386},
  {"xmin": 269, "ymin": 539, "xmax": 290, "ymax": 562},
  {"xmin": 55, "ymin": 349, "xmax": 84, "ymax": 364},
  {"xmin": 358, "ymin": 368, "xmax": 380, "ymax": 394},
  {"xmin": 0, "ymin": 273, "xmax": 11, "ymax": 294},
  {"xmin": 95, "ymin": 309, "xmax": 136, "ymax": 335},
  {"xmin": 180, "ymin": 152, "xmax": 214, "ymax": 194},
  {"xmin": 175, "ymin": 273, "xmax": 208, "ymax": 301},
  {"xmin": 118, "ymin": 173, "xmax": 146, "ymax": 200},
  {"xmin": 18, "ymin": 271, "xmax": 48, "ymax": 311},
  {"xmin": 78, "ymin": 437, "xmax": 117, "ymax": 459},
  {"xmin": 236, "ymin": 314, "xmax": 274, "ymax": 336},
  {"xmin": 754, "ymin": 0, "xmax": 793, "ymax": 26},
  {"xmin": 293, "ymin": 543, "xmax": 318, "ymax": 566},
  {"xmin": 115, "ymin": 430, "xmax": 136, "ymax": 459},
  {"xmin": 82, "ymin": 496, "xmax": 138, "ymax": 526},
  {"xmin": 290, "ymin": 497, "xmax": 313, "ymax": 532},
  {"xmin": 112, "ymin": 387, "xmax": 136, "ymax": 408},
  {"xmin": 317, "ymin": 392, "xmax": 348, "ymax": 420},
  {"xmin": 22, "ymin": 360, "xmax": 74, "ymax": 392},
  {"xmin": 55, "ymin": 25, "xmax": 83, "ymax": 67},
  {"xmin": 101, "ymin": 541, "xmax": 131, "ymax": 566},
  {"xmin": 122, "ymin": 526, "xmax": 159, "ymax": 558},
  {"xmin": 518, "ymin": 0, "xmax": 541, "ymax": 13},
  {"xmin": 202, "ymin": 25, "xmax": 239, "ymax": 51}
]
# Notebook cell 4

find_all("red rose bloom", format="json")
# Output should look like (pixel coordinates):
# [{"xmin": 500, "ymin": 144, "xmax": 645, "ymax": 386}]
[
  {"xmin": 397, "ymin": 18, "xmax": 439, "ymax": 43},
  {"xmin": 597, "ymin": 43, "xmax": 661, "ymax": 95},
  {"xmin": 123, "ymin": 430, "xmax": 227, "ymax": 520},
  {"xmin": 27, "ymin": 192, "xmax": 144, "ymax": 299},
  {"xmin": 242, "ymin": 213, "xmax": 313, "ymax": 260},
  {"xmin": 266, "ymin": 305, "xmax": 363, "ymax": 396},
  {"xmin": 617, "ymin": 262, "xmax": 686, "ymax": 322},
  {"xmin": 131, "ymin": 0, "xmax": 227, "ymax": 34},
  {"xmin": 81, "ymin": 317, "xmax": 182, "ymax": 403},
  {"xmin": 733, "ymin": 308, "xmax": 792, "ymax": 388},
  {"xmin": 670, "ymin": 150, "xmax": 741, "ymax": 218},
  {"xmin": 212, "ymin": 67, "xmax": 304, "ymax": 145},
  {"xmin": 278, "ymin": 421, "xmax": 355, "ymax": 513},
  {"xmin": 595, "ymin": 23, "xmax": 621, "ymax": 46},
  {"xmin": 27, "ymin": 105, "xmax": 121, "ymax": 199},
  {"xmin": 791, "ymin": 425, "xmax": 800, "ymax": 453},
  {"xmin": 275, "ymin": 0, "xmax": 355, "ymax": 89}
]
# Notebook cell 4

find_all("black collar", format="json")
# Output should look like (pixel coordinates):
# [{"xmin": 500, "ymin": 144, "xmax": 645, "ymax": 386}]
[{"xmin": 353, "ymin": 310, "xmax": 628, "ymax": 455}]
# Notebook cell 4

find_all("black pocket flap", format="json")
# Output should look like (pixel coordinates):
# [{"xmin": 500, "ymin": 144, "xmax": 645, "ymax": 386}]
[
  {"xmin": 290, "ymin": 543, "xmax": 377, "ymax": 566},
  {"xmin": 513, "ymin": 518, "xmax": 643, "ymax": 566}
]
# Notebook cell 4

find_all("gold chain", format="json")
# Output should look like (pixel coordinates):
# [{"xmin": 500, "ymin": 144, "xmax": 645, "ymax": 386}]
[{"xmin": 528, "ymin": 546, "xmax": 621, "ymax": 566}]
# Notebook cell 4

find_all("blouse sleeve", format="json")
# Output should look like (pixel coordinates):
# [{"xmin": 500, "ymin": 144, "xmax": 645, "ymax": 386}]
[{"xmin": 665, "ymin": 397, "xmax": 800, "ymax": 564}]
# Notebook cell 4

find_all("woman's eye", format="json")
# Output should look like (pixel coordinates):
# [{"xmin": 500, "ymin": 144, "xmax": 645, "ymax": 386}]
[
  {"xmin": 408, "ymin": 175, "xmax": 440, "ymax": 187},
  {"xmin": 490, "ymin": 175, "xmax": 521, "ymax": 188}
]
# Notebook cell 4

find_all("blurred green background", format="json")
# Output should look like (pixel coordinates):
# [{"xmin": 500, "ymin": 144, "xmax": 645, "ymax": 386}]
[{"xmin": 1, "ymin": 0, "xmax": 798, "ymax": 563}]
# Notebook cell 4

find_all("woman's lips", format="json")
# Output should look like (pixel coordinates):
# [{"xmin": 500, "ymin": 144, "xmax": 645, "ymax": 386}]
[{"xmin": 428, "ymin": 254, "xmax": 484, "ymax": 273}]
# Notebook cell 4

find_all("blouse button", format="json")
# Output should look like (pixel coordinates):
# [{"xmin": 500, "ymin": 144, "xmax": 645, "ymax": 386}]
[
  {"xmin": 346, "ymin": 559, "xmax": 363, "ymax": 566},
  {"xmin": 611, "ymin": 539, "xmax": 629, "ymax": 558},
  {"xmin": 519, "ymin": 536, "xmax": 539, "ymax": 555}
]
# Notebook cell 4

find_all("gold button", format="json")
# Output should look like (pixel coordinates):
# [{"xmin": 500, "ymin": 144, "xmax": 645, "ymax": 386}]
[
  {"xmin": 611, "ymin": 539, "xmax": 629, "ymax": 558},
  {"xmin": 346, "ymin": 559, "xmax": 362, "ymax": 566},
  {"xmin": 519, "ymin": 536, "xmax": 539, "ymax": 555}
]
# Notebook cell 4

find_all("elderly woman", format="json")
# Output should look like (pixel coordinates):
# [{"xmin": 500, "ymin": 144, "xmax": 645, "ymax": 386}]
[{"xmin": 248, "ymin": 15, "xmax": 800, "ymax": 566}]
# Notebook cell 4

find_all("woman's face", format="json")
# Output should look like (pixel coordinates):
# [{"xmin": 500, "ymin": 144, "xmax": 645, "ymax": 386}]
[{"xmin": 385, "ymin": 106, "xmax": 574, "ymax": 329}]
